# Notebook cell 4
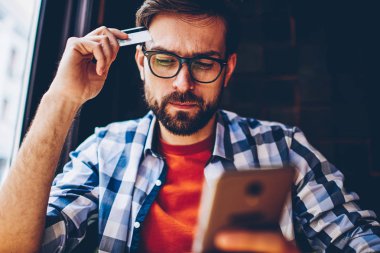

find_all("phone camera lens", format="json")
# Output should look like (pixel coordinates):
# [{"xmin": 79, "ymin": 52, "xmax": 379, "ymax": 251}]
[{"xmin": 246, "ymin": 182, "xmax": 263, "ymax": 196}]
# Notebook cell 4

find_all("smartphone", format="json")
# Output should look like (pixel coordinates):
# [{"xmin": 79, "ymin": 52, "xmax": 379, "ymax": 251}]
[{"xmin": 192, "ymin": 166, "xmax": 295, "ymax": 253}]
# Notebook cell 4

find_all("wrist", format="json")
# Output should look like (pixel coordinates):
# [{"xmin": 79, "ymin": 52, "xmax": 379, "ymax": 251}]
[
  {"xmin": 45, "ymin": 79, "xmax": 86, "ymax": 106},
  {"xmin": 42, "ymin": 89, "xmax": 82, "ymax": 117}
]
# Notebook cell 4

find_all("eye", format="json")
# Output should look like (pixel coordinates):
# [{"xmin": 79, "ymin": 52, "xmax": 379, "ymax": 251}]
[
  {"xmin": 192, "ymin": 59, "xmax": 215, "ymax": 70},
  {"xmin": 154, "ymin": 55, "xmax": 177, "ymax": 67}
]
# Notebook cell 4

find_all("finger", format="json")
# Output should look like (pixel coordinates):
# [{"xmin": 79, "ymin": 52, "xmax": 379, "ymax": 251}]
[
  {"xmin": 99, "ymin": 28, "xmax": 130, "ymax": 61},
  {"xmin": 98, "ymin": 28, "xmax": 122, "ymax": 61},
  {"xmin": 108, "ymin": 28, "xmax": 129, "ymax": 40},
  {"xmin": 99, "ymin": 35, "xmax": 113, "ymax": 67},
  {"xmin": 215, "ymin": 230, "xmax": 299, "ymax": 253},
  {"xmin": 76, "ymin": 39, "xmax": 107, "ymax": 76},
  {"xmin": 87, "ymin": 27, "xmax": 127, "ymax": 61},
  {"xmin": 86, "ymin": 26, "xmax": 109, "ymax": 36},
  {"xmin": 86, "ymin": 26, "xmax": 129, "ymax": 40},
  {"xmin": 84, "ymin": 35, "xmax": 114, "ymax": 65}
]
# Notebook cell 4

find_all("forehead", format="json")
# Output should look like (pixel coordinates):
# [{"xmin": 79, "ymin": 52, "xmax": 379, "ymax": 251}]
[{"xmin": 148, "ymin": 13, "xmax": 227, "ymax": 57}]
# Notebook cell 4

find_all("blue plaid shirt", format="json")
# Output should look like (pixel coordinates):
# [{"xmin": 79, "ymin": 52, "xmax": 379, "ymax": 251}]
[{"xmin": 41, "ymin": 110, "xmax": 380, "ymax": 252}]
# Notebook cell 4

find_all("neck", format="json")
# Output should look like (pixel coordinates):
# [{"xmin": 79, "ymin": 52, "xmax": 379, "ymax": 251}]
[{"xmin": 158, "ymin": 114, "xmax": 217, "ymax": 145}]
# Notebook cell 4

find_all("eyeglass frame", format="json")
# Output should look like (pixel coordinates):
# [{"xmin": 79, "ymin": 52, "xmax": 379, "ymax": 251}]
[{"xmin": 141, "ymin": 45, "xmax": 228, "ymax": 84}]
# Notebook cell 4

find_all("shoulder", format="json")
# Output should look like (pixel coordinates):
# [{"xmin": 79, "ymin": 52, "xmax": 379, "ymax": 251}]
[
  {"xmin": 219, "ymin": 110, "xmax": 296, "ymax": 138},
  {"xmin": 93, "ymin": 112, "xmax": 154, "ymax": 142}
]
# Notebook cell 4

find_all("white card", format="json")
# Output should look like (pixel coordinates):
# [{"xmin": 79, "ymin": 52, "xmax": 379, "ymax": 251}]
[{"xmin": 118, "ymin": 27, "xmax": 152, "ymax": 47}]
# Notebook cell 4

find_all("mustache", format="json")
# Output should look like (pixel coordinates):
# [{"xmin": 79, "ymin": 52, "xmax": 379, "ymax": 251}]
[{"xmin": 162, "ymin": 91, "xmax": 204, "ymax": 106}]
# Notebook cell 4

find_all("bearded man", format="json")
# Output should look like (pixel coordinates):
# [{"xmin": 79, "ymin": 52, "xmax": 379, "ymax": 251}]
[{"xmin": 1, "ymin": 0, "xmax": 379, "ymax": 252}]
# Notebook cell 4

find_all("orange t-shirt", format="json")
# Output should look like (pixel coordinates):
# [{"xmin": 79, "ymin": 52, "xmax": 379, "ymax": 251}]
[{"xmin": 139, "ymin": 135, "xmax": 214, "ymax": 253}]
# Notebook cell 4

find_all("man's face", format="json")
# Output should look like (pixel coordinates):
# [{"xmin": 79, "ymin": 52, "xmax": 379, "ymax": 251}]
[{"xmin": 135, "ymin": 13, "xmax": 237, "ymax": 136}]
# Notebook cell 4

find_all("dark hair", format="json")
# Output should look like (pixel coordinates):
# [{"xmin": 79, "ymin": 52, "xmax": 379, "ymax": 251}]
[{"xmin": 135, "ymin": 0, "xmax": 240, "ymax": 56}]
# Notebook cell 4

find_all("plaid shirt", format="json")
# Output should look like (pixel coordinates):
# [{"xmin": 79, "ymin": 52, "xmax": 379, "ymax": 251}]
[{"xmin": 41, "ymin": 110, "xmax": 380, "ymax": 252}]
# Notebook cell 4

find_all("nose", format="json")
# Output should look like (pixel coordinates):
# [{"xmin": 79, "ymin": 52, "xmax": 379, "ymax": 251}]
[{"xmin": 172, "ymin": 64, "xmax": 194, "ymax": 92}]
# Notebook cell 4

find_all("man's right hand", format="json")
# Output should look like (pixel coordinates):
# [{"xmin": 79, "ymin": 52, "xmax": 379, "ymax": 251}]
[{"xmin": 49, "ymin": 26, "xmax": 129, "ymax": 106}]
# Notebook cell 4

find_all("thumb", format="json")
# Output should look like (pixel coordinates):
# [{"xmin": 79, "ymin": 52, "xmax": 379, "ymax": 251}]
[{"xmin": 215, "ymin": 230, "xmax": 299, "ymax": 253}]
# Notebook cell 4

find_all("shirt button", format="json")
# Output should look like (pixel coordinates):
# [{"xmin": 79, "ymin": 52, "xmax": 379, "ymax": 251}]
[
  {"xmin": 155, "ymin": 180, "xmax": 162, "ymax": 186},
  {"xmin": 134, "ymin": 222, "xmax": 141, "ymax": 229}
]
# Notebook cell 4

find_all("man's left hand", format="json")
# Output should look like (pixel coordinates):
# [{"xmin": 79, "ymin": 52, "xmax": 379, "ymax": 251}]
[{"xmin": 214, "ymin": 229, "xmax": 300, "ymax": 253}]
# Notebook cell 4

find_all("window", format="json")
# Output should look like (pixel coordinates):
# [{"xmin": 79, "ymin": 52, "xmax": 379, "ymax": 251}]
[{"xmin": 0, "ymin": 0, "xmax": 41, "ymax": 181}]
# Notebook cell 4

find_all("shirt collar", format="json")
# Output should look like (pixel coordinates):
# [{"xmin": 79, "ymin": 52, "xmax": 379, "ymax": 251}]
[
  {"xmin": 143, "ymin": 111, "xmax": 159, "ymax": 158},
  {"xmin": 212, "ymin": 110, "xmax": 234, "ymax": 161}
]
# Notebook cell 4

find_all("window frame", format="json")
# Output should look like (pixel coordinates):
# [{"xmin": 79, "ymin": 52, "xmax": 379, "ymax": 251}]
[{"xmin": 12, "ymin": 0, "xmax": 102, "ymax": 172}]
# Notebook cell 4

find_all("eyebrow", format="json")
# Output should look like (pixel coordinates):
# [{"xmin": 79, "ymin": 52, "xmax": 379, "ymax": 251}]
[{"xmin": 148, "ymin": 45, "xmax": 223, "ymax": 58}]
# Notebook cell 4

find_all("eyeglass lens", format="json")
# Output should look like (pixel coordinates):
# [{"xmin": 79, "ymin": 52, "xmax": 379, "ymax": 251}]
[{"xmin": 149, "ymin": 53, "xmax": 222, "ymax": 83}]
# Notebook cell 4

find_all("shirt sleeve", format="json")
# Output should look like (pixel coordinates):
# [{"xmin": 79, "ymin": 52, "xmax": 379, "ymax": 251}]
[
  {"xmin": 40, "ymin": 133, "xmax": 100, "ymax": 253},
  {"xmin": 289, "ymin": 127, "xmax": 380, "ymax": 252}
]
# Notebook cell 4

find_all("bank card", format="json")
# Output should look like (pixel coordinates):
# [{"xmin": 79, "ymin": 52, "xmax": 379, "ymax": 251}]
[{"xmin": 118, "ymin": 26, "xmax": 152, "ymax": 47}]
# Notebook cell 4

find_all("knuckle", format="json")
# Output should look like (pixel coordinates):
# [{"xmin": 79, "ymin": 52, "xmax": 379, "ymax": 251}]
[
  {"xmin": 95, "ymin": 42, "xmax": 102, "ymax": 50},
  {"xmin": 100, "ymin": 35, "xmax": 110, "ymax": 43},
  {"xmin": 99, "ymin": 25, "xmax": 107, "ymax": 32},
  {"xmin": 66, "ymin": 37, "xmax": 78, "ymax": 45},
  {"xmin": 65, "ymin": 37, "xmax": 82, "ymax": 51},
  {"xmin": 111, "ymin": 37, "xmax": 119, "ymax": 48}
]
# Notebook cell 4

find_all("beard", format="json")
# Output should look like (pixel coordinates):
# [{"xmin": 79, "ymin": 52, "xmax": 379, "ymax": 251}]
[{"xmin": 144, "ymin": 84, "xmax": 223, "ymax": 136}]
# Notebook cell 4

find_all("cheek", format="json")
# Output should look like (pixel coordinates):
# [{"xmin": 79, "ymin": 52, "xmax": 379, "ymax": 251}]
[
  {"xmin": 199, "ymin": 85, "xmax": 222, "ymax": 103},
  {"xmin": 144, "ymin": 77, "xmax": 171, "ymax": 105}
]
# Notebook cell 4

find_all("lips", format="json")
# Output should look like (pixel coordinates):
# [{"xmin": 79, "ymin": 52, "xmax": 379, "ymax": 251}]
[
  {"xmin": 169, "ymin": 102, "xmax": 198, "ymax": 109},
  {"xmin": 171, "ymin": 102, "xmax": 197, "ymax": 106}
]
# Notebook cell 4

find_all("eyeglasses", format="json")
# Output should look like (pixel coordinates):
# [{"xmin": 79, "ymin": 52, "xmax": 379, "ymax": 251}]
[{"xmin": 142, "ymin": 45, "xmax": 227, "ymax": 84}]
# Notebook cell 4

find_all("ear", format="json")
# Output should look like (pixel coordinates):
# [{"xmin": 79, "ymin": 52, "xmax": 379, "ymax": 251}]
[
  {"xmin": 135, "ymin": 45, "xmax": 145, "ymax": 81},
  {"xmin": 223, "ymin": 53, "xmax": 237, "ymax": 87}
]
